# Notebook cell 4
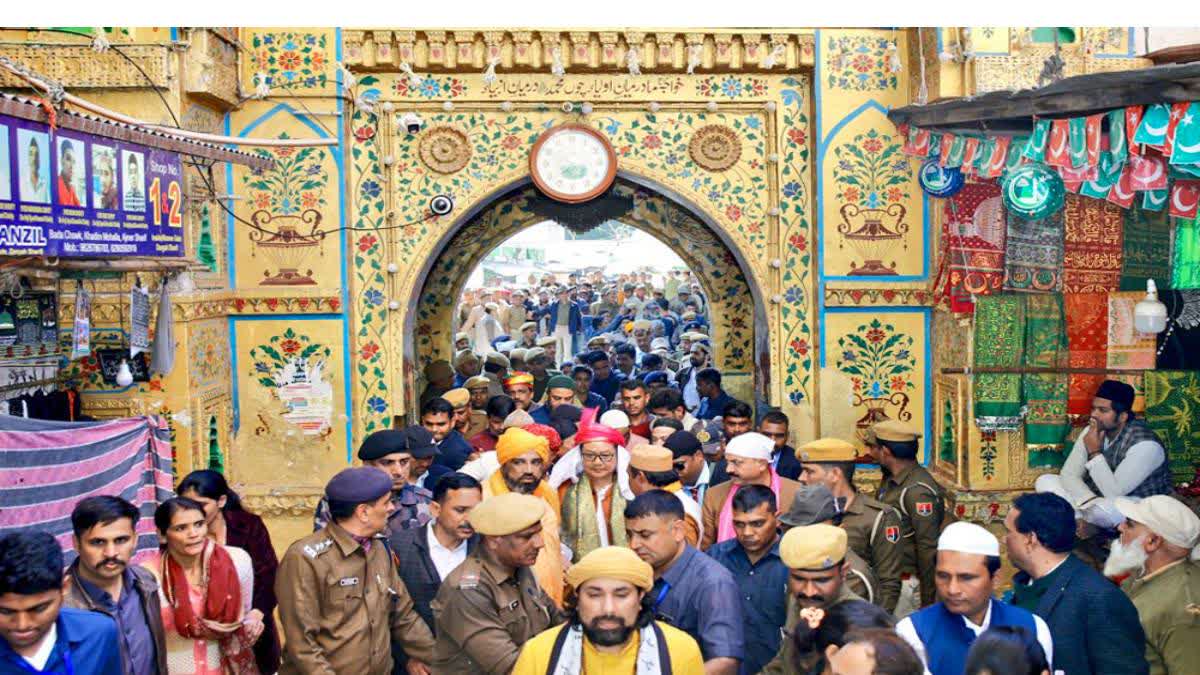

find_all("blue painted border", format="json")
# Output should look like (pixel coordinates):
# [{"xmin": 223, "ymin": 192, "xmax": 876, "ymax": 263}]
[
  {"xmin": 821, "ymin": 306, "xmax": 934, "ymax": 466},
  {"xmin": 225, "ymin": 28, "xmax": 353, "ymax": 462},
  {"xmin": 816, "ymin": 97, "xmax": 931, "ymax": 285}
]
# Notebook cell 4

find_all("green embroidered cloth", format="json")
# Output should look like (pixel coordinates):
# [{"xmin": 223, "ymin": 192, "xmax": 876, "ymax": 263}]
[
  {"xmin": 1144, "ymin": 371, "xmax": 1200, "ymax": 482},
  {"xmin": 1120, "ymin": 206, "xmax": 1173, "ymax": 291},
  {"xmin": 974, "ymin": 295, "xmax": 1026, "ymax": 432},
  {"xmin": 1171, "ymin": 216, "xmax": 1200, "ymax": 289},
  {"xmin": 1023, "ymin": 294, "xmax": 1070, "ymax": 468}
]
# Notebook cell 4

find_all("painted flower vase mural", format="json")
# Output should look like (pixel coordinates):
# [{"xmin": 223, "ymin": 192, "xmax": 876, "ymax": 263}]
[
  {"xmin": 248, "ymin": 328, "xmax": 334, "ymax": 436},
  {"xmin": 243, "ymin": 135, "xmax": 329, "ymax": 285},
  {"xmin": 832, "ymin": 129, "xmax": 912, "ymax": 276},
  {"xmin": 835, "ymin": 318, "xmax": 917, "ymax": 441}
]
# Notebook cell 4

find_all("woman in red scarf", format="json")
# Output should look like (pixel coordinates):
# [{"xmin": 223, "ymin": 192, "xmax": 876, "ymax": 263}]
[{"xmin": 141, "ymin": 498, "xmax": 261, "ymax": 674}]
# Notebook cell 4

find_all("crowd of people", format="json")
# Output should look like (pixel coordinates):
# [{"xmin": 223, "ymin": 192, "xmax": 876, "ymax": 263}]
[{"xmin": 3, "ymin": 268, "xmax": 1200, "ymax": 675}]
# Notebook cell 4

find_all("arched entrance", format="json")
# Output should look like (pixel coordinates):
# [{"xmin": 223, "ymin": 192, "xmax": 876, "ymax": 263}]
[{"xmin": 403, "ymin": 174, "xmax": 770, "ymax": 416}]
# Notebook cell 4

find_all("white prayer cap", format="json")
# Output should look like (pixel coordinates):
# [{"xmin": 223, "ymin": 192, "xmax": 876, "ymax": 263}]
[
  {"xmin": 650, "ymin": 337, "xmax": 670, "ymax": 351},
  {"xmin": 725, "ymin": 432, "xmax": 774, "ymax": 462},
  {"xmin": 1116, "ymin": 496, "xmax": 1200, "ymax": 555},
  {"xmin": 600, "ymin": 410, "xmax": 630, "ymax": 429},
  {"xmin": 937, "ymin": 521, "xmax": 1000, "ymax": 557}
]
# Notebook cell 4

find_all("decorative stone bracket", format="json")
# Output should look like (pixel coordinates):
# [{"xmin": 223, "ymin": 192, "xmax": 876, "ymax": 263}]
[{"xmin": 342, "ymin": 30, "xmax": 814, "ymax": 73}]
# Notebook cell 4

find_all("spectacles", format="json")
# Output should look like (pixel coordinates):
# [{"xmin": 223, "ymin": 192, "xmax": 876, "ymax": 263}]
[
  {"xmin": 672, "ymin": 461, "xmax": 688, "ymax": 472},
  {"xmin": 761, "ymin": 431, "xmax": 788, "ymax": 439},
  {"xmin": 582, "ymin": 452, "xmax": 616, "ymax": 463}
]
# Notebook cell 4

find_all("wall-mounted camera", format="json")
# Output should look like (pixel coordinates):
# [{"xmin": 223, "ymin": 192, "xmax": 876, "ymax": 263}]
[
  {"xmin": 429, "ymin": 194, "xmax": 454, "ymax": 216},
  {"xmin": 399, "ymin": 112, "xmax": 425, "ymax": 134}
]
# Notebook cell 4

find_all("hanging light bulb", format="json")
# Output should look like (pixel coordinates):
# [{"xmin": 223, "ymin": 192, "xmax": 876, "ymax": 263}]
[
  {"xmin": 115, "ymin": 359, "xmax": 134, "ymax": 387},
  {"xmin": 1134, "ymin": 279, "xmax": 1169, "ymax": 334}
]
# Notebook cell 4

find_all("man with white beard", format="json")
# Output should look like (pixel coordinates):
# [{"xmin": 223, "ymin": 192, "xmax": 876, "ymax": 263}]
[{"xmin": 1108, "ymin": 496, "xmax": 1200, "ymax": 675}]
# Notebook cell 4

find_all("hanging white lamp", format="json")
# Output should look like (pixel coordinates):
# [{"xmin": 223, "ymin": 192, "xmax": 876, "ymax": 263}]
[{"xmin": 1134, "ymin": 279, "xmax": 1168, "ymax": 334}]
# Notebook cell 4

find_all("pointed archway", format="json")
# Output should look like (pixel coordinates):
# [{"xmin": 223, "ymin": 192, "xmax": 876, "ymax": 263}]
[{"xmin": 402, "ymin": 174, "xmax": 771, "ymax": 416}]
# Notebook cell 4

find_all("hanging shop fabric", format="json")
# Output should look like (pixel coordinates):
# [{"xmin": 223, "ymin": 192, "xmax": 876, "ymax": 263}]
[
  {"xmin": 889, "ymin": 61, "xmax": 1200, "ymax": 487},
  {"xmin": 0, "ymin": 91, "xmax": 272, "ymax": 558}
]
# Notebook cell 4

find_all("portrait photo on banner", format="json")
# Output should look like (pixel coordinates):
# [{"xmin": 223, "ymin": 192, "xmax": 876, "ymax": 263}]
[
  {"xmin": 122, "ymin": 148, "xmax": 145, "ymax": 212},
  {"xmin": 17, "ymin": 127, "xmax": 49, "ymax": 204},
  {"xmin": 0, "ymin": 124, "xmax": 9, "ymax": 202},
  {"xmin": 92, "ymin": 144, "xmax": 119, "ymax": 211},
  {"xmin": 56, "ymin": 135, "xmax": 86, "ymax": 208}
]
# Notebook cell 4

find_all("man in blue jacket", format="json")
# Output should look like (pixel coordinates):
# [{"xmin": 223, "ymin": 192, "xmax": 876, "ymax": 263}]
[
  {"xmin": 1006, "ymin": 492, "xmax": 1148, "ymax": 675},
  {"xmin": 896, "ymin": 522, "xmax": 1054, "ymax": 675},
  {"xmin": 0, "ymin": 531, "xmax": 121, "ymax": 675}
]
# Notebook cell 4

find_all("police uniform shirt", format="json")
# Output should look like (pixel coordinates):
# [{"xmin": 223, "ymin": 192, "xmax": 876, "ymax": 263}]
[
  {"xmin": 276, "ymin": 522, "xmax": 434, "ymax": 675},
  {"xmin": 430, "ymin": 548, "xmax": 560, "ymax": 674}
]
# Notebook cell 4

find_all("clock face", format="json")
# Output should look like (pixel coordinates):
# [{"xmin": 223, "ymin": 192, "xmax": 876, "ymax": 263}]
[{"xmin": 530, "ymin": 125, "xmax": 617, "ymax": 203}]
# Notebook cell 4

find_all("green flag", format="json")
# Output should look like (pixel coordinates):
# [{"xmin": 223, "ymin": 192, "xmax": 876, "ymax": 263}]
[
  {"xmin": 1068, "ymin": 117, "xmax": 1088, "ymax": 168},
  {"xmin": 1023, "ymin": 119, "xmax": 1050, "ymax": 161},
  {"xmin": 1134, "ymin": 103, "xmax": 1170, "ymax": 148},
  {"xmin": 1143, "ymin": 189, "xmax": 1168, "ymax": 211},
  {"xmin": 1169, "ymin": 101, "xmax": 1200, "ymax": 166}
]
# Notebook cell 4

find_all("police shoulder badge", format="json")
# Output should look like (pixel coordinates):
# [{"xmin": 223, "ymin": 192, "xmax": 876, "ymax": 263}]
[
  {"xmin": 304, "ymin": 539, "xmax": 334, "ymax": 559},
  {"xmin": 885, "ymin": 525, "xmax": 900, "ymax": 543},
  {"xmin": 915, "ymin": 501, "xmax": 934, "ymax": 517},
  {"xmin": 459, "ymin": 571, "xmax": 480, "ymax": 589}
]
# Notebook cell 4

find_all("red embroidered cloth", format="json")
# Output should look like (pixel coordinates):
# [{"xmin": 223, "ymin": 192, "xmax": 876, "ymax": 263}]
[
  {"xmin": 943, "ymin": 183, "xmax": 1005, "ymax": 313},
  {"xmin": 1064, "ymin": 293, "xmax": 1108, "ymax": 426},
  {"xmin": 1062, "ymin": 194, "xmax": 1124, "ymax": 293}
]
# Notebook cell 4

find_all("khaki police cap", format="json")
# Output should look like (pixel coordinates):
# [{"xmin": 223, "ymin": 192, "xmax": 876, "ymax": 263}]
[
  {"xmin": 442, "ymin": 388, "xmax": 470, "ymax": 408},
  {"xmin": 484, "ymin": 351, "xmax": 510, "ymax": 368},
  {"xmin": 468, "ymin": 493, "xmax": 546, "ymax": 536},
  {"xmin": 871, "ymin": 420, "xmax": 922, "ymax": 443},
  {"xmin": 536, "ymin": 336, "xmax": 558, "ymax": 347},
  {"xmin": 797, "ymin": 438, "xmax": 858, "ymax": 463},
  {"xmin": 780, "ymin": 524, "xmax": 848, "ymax": 571},
  {"xmin": 524, "ymin": 347, "xmax": 547, "ymax": 362},
  {"xmin": 464, "ymin": 375, "xmax": 491, "ymax": 391},
  {"xmin": 520, "ymin": 321, "xmax": 538, "ymax": 332}
]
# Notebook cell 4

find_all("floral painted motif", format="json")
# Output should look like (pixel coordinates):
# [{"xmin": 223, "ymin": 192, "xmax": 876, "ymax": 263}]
[
  {"xmin": 831, "ymin": 129, "xmax": 909, "ymax": 209},
  {"xmin": 695, "ymin": 76, "xmax": 769, "ymax": 99},
  {"xmin": 349, "ymin": 93, "xmax": 391, "ymax": 438},
  {"xmin": 825, "ymin": 35, "xmax": 896, "ymax": 91},
  {"xmin": 778, "ymin": 76, "xmax": 814, "ymax": 405},
  {"xmin": 188, "ymin": 320, "xmax": 230, "ymax": 392},
  {"xmin": 835, "ymin": 318, "xmax": 917, "ymax": 433},
  {"xmin": 393, "ymin": 76, "xmax": 467, "ymax": 99},
  {"xmin": 248, "ymin": 327, "xmax": 335, "ymax": 436},
  {"xmin": 251, "ymin": 31, "xmax": 329, "ymax": 90},
  {"xmin": 242, "ymin": 134, "xmax": 330, "ymax": 215}
]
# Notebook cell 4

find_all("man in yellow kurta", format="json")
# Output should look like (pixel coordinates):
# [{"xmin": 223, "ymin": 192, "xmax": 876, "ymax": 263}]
[
  {"xmin": 482, "ymin": 427, "xmax": 566, "ymax": 604},
  {"xmin": 511, "ymin": 546, "xmax": 704, "ymax": 674}
]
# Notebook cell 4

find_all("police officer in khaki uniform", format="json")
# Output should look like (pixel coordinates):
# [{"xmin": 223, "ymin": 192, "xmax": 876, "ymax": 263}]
[
  {"xmin": 797, "ymin": 438, "xmax": 904, "ymax": 612},
  {"xmin": 760, "ymin": 524, "xmax": 866, "ymax": 675},
  {"xmin": 276, "ymin": 467, "xmax": 435, "ymax": 674},
  {"xmin": 431, "ymin": 492, "xmax": 562, "ymax": 674},
  {"xmin": 867, "ymin": 420, "xmax": 945, "ymax": 609},
  {"xmin": 779, "ymin": 483, "xmax": 879, "ymax": 606}
]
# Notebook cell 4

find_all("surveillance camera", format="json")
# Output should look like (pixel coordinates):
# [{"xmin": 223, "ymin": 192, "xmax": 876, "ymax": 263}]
[
  {"xmin": 400, "ymin": 112, "xmax": 424, "ymax": 134},
  {"xmin": 429, "ymin": 194, "xmax": 454, "ymax": 216}
]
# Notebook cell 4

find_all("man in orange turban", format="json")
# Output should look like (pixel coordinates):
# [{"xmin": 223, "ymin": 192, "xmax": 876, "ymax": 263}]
[
  {"xmin": 484, "ymin": 427, "xmax": 566, "ymax": 604},
  {"xmin": 504, "ymin": 371, "xmax": 537, "ymax": 413}
]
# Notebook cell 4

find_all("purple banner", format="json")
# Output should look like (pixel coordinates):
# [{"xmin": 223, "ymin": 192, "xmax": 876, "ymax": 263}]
[{"xmin": 0, "ymin": 113, "xmax": 185, "ymax": 258}]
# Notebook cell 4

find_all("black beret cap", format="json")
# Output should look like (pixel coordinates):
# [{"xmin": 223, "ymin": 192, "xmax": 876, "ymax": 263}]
[
  {"xmin": 357, "ymin": 429, "xmax": 408, "ymax": 461},
  {"xmin": 664, "ymin": 430, "xmax": 702, "ymax": 457},
  {"xmin": 404, "ymin": 425, "xmax": 440, "ymax": 458},
  {"xmin": 326, "ymin": 467, "xmax": 392, "ymax": 503}
]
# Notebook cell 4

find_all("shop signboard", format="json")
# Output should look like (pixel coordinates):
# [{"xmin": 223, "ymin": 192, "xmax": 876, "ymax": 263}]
[{"xmin": 0, "ymin": 112, "xmax": 185, "ymax": 258}]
